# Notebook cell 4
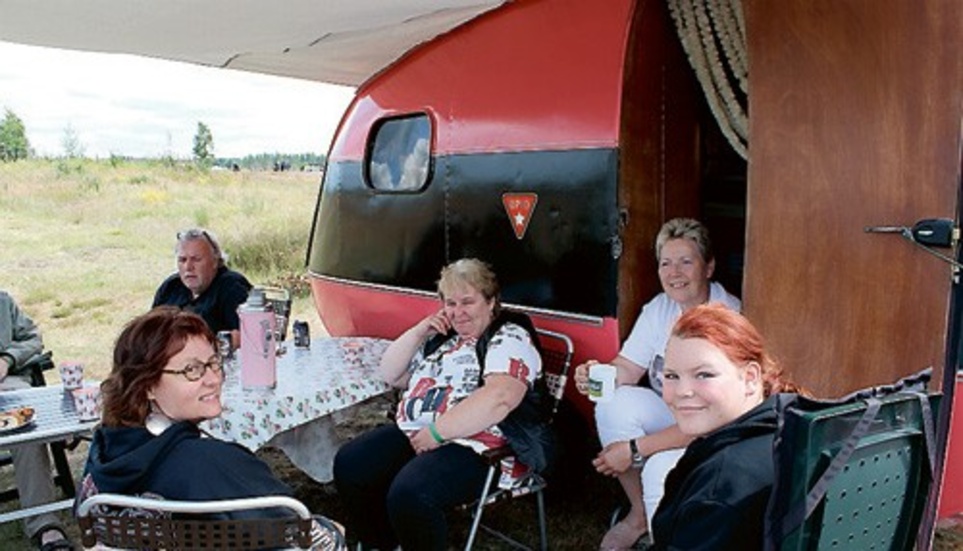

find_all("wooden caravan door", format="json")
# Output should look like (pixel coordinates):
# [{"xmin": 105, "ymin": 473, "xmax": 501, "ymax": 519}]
[
  {"xmin": 742, "ymin": 0, "xmax": 962, "ymax": 397},
  {"xmin": 619, "ymin": 0, "xmax": 749, "ymax": 341}
]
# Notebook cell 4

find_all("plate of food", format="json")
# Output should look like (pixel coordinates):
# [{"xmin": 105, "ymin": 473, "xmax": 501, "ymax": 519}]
[{"xmin": 0, "ymin": 406, "xmax": 35, "ymax": 432}]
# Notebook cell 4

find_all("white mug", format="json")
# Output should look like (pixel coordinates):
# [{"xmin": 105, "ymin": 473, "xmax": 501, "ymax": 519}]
[{"xmin": 588, "ymin": 363, "xmax": 617, "ymax": 403}]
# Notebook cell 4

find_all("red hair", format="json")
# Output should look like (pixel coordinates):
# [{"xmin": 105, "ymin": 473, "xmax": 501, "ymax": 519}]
[{"xmin": 672, "ymin": 304, "xmax": 803, "ymax": 396}]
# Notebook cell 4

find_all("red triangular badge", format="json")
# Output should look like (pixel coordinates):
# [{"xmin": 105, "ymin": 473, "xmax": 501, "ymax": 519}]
[{"xmin": 502, "ymin": 193, "xmax": 538, "ymax": 240}]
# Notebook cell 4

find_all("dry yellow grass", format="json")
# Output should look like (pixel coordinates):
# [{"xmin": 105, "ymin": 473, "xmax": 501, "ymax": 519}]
[{"xmin": 0, "ymin": 158, "xmax": 325, "ymax": 382}]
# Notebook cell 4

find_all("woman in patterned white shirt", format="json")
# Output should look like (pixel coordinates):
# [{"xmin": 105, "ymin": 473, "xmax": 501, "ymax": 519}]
[{"xmin": 333, "ymin": 258, "xmax": 542, "ymax": 551}]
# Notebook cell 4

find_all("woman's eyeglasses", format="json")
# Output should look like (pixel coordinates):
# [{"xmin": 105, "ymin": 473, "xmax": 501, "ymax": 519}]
[{"xmin": 162, "ymin": 357, "xmax": 224, "ymax": 381}]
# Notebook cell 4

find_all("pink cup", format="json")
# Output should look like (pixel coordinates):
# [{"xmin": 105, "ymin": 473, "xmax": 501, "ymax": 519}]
[
  {"xmin": 72, "ymin": 387, "xmax": 102, "ymax": 422},
  {"xmin": 59, "ymin": 362, "xmax": 84, "ymax": 391}
]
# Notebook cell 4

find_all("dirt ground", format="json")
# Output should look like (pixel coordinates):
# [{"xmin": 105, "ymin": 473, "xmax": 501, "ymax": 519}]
[{"xmin": 936, "ymin": 516, "xmax": 963, "ymax": 551}]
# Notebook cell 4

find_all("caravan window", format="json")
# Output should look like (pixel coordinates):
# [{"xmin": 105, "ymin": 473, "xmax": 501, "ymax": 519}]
[{"xmin": 366, "ymin": 114, "xmax": 432, "ymax": 192}]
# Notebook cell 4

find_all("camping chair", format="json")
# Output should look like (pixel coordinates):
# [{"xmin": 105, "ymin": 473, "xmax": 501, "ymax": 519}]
[
  {"xmin": 462, "ymin": 328, "xmax": 573, "ymax": 551},
  {"xmin": 765, "ymin": 369, "xmax": 940, "ymax": 551},
  {"xmin": 76, "ymin": 493, "xmax": 318, "ymax": 550},
  {"xmin": 0, "ymin": 351, "xmax": 77, "ymax": 503}
]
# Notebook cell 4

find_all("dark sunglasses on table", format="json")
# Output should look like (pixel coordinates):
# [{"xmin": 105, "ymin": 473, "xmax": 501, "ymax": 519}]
[{"xmin": 162, "ymin": 356, "xmax": 224, "ymax": 381}]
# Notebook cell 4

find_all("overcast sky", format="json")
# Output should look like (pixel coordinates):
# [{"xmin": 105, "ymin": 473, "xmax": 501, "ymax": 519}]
[{"xmin": 0, "ymin": 41, "xmax": 356, "ymax": 159}]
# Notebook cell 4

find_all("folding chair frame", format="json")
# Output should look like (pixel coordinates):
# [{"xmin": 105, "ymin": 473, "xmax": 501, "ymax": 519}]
[{"xmin": 463, "ymin": 328, "xmax": 573, "ymax": 551}]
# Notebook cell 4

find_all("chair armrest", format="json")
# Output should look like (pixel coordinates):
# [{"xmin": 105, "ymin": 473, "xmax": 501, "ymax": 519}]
[
  {"xmin": 10, "ymin": 351, "xmax": 54, "ymax": 386},
  {"xmin": 480, "ymin": 445, "xmax": 515, "ymax": 465},
  {"xmin": 13, "ymin": 350, "xmax": 54, "ymax": 371},
  {"xmin": 76, "ymin": 494, "xmax": 312, "ymax": 519}
]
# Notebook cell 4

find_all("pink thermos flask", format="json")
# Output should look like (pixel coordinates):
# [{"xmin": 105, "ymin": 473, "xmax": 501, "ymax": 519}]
[{"xmin": 238, "ymin": 287, "xmax": 277, "ymax": 389}]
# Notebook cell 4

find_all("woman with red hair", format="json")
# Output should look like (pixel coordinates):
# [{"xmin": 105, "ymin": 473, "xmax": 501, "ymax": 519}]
[
  {"xmin": 572, "ymin": 218, "xmax": 741, "ymax": 549},
  {"xmin": 650, "ymin": 304, "xmax": 802, "ymax": 550}
]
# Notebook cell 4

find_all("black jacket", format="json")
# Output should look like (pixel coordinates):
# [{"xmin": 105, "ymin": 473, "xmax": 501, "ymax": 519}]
[
  {"xmin": 651, "ymin": 396, "xmax": 780, "ymax": 550},
  {"xmin": 152, "ymin": 266, "xmax": 252, "ymax": 334},
  {"xmin": 77, "ymin": 421, "xmax": 292, "ymax": 519}
]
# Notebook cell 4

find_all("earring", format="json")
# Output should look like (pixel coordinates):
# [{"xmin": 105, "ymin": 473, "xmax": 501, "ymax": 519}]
[{"xmin": 145, "ymin": 402, "xmax": 173, "ymax": 436}]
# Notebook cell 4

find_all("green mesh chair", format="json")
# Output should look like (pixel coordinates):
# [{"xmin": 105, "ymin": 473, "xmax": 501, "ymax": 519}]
[{"xmin": 766, "ymin": 371, "xmax": 939, "ymax": 551}]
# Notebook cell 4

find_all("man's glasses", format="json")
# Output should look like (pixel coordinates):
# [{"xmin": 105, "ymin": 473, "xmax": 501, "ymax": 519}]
[{"xmin": 162, "ymin": 356, "xmax": 224, "ymax": 381}]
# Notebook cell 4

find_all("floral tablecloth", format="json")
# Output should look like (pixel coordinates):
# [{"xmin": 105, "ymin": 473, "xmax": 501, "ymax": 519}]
[{"xmin": 203, "ymin": 336, "xmax": 391, "ymax": 452}]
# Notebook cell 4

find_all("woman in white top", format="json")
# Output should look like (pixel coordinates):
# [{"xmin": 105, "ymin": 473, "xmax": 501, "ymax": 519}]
[{"xmin": 573, "ymin": 218, "xmax": 741, "ymax": 550}]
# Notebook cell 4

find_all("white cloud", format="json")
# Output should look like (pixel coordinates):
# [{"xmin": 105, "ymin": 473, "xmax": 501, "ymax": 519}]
[
  {"xmin": 399, "ymin": 137, "xmax": 429, "ymax": 190},
  {"xmin": 0, "ymin": 41, "xmax": 355, "ymax": 158}
]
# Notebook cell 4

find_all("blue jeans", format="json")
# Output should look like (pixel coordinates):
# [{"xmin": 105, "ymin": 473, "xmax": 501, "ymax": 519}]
[{"xmin": 333, "ymin": 424, "xmax": 490, "ymax": 550}]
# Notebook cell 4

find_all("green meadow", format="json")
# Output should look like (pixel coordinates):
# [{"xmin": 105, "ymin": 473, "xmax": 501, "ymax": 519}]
[{"xmin": 0, "ymin": 158, "xmax": 325, "ymax": 382}]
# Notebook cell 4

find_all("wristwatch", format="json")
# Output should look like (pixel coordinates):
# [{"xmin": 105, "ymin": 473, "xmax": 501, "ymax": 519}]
[{"xmin": 629, "ymin": 438, "xmax": 645, "ymax": 469}]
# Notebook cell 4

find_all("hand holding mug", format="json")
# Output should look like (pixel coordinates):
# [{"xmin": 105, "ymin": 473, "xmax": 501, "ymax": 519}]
[
  {"xmin": 574, "ymin": 360, "xmax": 598, "ymax": 396},
  {"xmin": 587, "ymin": 363, "xmax": 617, "ymax": 403}
]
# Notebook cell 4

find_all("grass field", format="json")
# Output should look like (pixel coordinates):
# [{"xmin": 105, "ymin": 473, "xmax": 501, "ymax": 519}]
[
  {"xmin": 0, "ymin": 158, "xmax": 325, "ymax": 381},
  {"xmin": 0, "ymin": 159, "xmax": 330, "ymax": 548}
]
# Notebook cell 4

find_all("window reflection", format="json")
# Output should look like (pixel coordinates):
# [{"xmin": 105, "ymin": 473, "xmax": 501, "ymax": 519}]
[{"xmin": 367, "ymin": 114, "xmax": 432, "ymax": 192}]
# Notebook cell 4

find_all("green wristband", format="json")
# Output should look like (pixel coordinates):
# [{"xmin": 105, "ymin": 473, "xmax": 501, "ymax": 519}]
[{"xmin": 428, "ymin": 422, "xmax": 445, "ymax": 444}]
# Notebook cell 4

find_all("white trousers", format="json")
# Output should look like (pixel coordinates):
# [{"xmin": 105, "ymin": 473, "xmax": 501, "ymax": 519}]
[{"xmin": 595, "ymin": 385, "xmax": 685, "ymax": 526}]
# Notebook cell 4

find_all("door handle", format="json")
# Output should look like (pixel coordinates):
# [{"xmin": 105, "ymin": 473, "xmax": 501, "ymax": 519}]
[
  {"xmin": 865, "ymin": 218, "xmax": 957, "ymax": 247},
  {"xmin": 910, "ymin": 218, "xmax": 955, "ymax": 248},
  {"xmin": 865, "ymin": 218, "xmax": 961, "ymax": 269}
]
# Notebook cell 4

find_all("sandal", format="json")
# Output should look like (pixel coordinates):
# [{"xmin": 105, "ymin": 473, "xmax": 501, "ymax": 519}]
[
  {"xmin": 33, "ymin": 526, "xmax": 75, "ymax": 551},
  {"xmin": 310, "ymin": 515, "xmax": 347, "ymax": 551}
]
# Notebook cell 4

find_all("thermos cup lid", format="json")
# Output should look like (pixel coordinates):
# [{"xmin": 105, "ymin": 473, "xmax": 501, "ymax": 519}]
[{"xmin": 245, "ymin": 287, "xmax": 266, "ymax": 307}]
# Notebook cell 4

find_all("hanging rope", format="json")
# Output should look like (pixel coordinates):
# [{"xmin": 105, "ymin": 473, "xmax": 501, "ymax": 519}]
[
  {"xmin": 706, "ymin": 0, "xmax": 747, "ymax": 94},
  {"xmin": 668, "ymin": 0, "xmax": 749, "ymax": 159}
]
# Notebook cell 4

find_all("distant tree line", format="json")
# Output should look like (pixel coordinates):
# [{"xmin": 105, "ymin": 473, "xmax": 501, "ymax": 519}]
[
  {"xmin": 1, "ymin": 109, "xmax": 327, "ymax": 169},
  {"xmin": 215, "ymin": 152, "xmax": 327, "ymax": 172}
]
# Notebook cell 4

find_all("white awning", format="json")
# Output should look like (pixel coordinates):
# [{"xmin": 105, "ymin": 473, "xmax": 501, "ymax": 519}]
[{"xmin": 0, "ymin": 0, "xmax": 508, "ymax": 86}]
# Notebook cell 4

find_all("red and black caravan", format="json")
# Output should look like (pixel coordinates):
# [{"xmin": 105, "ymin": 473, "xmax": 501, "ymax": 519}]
[
  {"xmin": 305, "ymin": 0, "xmax": 746, "ymax": 422},
  {"xmin": 304, "ymin": 0, "xmax": 962, "ymax": 528}
]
